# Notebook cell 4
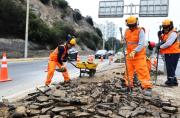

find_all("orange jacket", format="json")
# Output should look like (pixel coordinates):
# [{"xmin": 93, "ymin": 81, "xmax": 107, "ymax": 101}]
[
  {"xmin": 49, "ymin": 47, "xmax": 58, "ymax": 62},
  {"xmin": 49, "ymin": 45, "xmax": 68, "ymax": 64},
  {"xmin": 160, "ymin": 29, "xmax": 180, "ymax": 54},
  {"xmin": 125, "ymin": 27, "xmax": 146, "ymax": 59}
]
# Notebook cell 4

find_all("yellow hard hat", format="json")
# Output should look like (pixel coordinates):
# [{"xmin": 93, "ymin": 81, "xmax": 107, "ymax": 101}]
[
  {"xmin": 126, "ymin": 16, "xmax": 138, "ymax": 25},
  {"xmin": 69, "ymin": 38, "xmax": 76, "ymax": 46},
  {"xmin": 162, "ymin": 19, "xmax": 171, "ymax": 26}
]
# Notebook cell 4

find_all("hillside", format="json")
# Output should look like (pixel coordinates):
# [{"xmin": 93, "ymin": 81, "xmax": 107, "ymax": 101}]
[{"xmin": 0, "ymin": 0, "xmax": 103, "ymax": 57}]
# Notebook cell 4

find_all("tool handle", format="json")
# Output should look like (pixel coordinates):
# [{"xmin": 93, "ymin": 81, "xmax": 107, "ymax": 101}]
[
  {"xmin": 155, "ymin": 25, "xmax": 162, "ymax": 84},
  {"xmin": 119, "ymin": 27, "xmax": 131, "ymax": 92},
  {"xmin": 69, "ymin": 61, "xmax": 78, "ymax": 68}
]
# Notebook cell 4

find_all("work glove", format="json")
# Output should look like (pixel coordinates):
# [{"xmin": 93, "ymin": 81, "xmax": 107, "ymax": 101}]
[
  {"xmin": 156, "ymin": 42, "xmax": 165, "ymax": 49},
  {"xmin": 156, "ymin": 44, "xmax": 161, "ymax": 49},
  {"xmin": 156, "ymin": 43, "xmax": 162, "ymax": 49},
  {"xmin": 146, "ymin": 56, "xmax": 150, "ymax": 61},
  {"xmin": 128, "ymin": 50, "xmax": 136, "ymax": 58},
  {"xmin": 67, "ymin": 57, "xmax": 71, "ymax": 62},
  {"xmin": 61, "ymin": 65, "xmax": 66, "ymax": 72},
  {"xmin": 157, "ymin": 31, "xmax": 163, "ymax": 38}
]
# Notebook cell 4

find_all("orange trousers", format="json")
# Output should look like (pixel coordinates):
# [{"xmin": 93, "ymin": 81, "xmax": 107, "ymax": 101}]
[
  {"xmin": 124, "ymin": 57, "xmax": 152, "ymax": 89},
  {"xmin": 45, "ymin": 60, "xmax": 70, "ymax": 86}
]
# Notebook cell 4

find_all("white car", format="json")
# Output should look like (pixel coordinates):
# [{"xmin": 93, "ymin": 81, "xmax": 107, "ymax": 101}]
[
  {"xmin": 107, "ymin": 50, "xmax": 115, "ymax": 56},
  {"xmin": 95, "ymin": 50, "xmax": 108, "ymax": 59},
  {"xmin": 115, "ymin": 51, "xmax": 124, "ymax": 59},
  {"xmin": 68, "ymin": 48, "xmax": 78, "ymax": 61}
]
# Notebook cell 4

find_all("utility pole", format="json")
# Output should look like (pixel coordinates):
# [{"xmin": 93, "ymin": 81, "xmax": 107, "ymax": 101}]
[
  {"xmin": 24, "ymin": 0, "xmax": 29, "ymax": 58},
  {"xmin": 130, "ymin": 3, "xmax": 133, "ymax": 16},
  {"xmin": 148, "ymin": 29, "xmax": 150, "ymax": 41},
  {"xmin": 111, "ymin": 38, "xmax": 113, "ymax": 50},
  {"xmin": 103, "ymin": 24, "xmax": 106, "ymax": 50},
  {"xmin": 114, "ymin": 39, "xmax": 116, "ymax": 52},
  {"xmin": 103, "ymin": 36, "xmax": 105, "ymax": 50}
]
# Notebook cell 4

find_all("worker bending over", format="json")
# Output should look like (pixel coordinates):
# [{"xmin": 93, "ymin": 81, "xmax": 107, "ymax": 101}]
[{"xmin": 45, "ymin": 36, "xmax": 76, "ymax": 86}]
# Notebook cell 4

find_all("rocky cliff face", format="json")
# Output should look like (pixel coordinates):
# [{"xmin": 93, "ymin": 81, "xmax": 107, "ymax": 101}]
[{"xmin": 30, "ymin": 0, "xmax": 98, "ymax": 35}]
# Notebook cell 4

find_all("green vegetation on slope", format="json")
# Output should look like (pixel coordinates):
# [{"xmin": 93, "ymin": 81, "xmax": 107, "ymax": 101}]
[{"xmin": 0, "ymin": 0, "xmax": 103, "ymax": 50}]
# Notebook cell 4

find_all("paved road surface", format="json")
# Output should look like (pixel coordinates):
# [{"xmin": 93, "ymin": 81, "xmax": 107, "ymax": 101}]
[
  {"xmin": 0, "ymin": 60, "xmax": 76, "ymax": 100},
  {"xmin": 0, "ymin": 58, "xmax": 109, "ymax": 101},
  {"xmin": 158, "ymin": 57, "xmax": 180, "ymax": 77}
]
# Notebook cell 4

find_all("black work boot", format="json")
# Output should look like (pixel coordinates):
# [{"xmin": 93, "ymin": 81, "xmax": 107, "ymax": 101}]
[
  {"xmin": 172, "ymin": 77, "xmax": 178, "ymax": 86},
  {"xmin": 120, "ymin": 86, "xmax": 133, "ymax": 93},
  {"xmin": 165, "ymin": 77, "xmax": 174, "ymax": 86},
  {"xmin": 133, "ymin": 73, "xmax": 140, "ymax": 87}
]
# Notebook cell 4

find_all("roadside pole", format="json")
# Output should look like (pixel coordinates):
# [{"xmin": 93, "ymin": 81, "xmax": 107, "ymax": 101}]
[
  {"xmin": 24, "ymin": 0, "xmax": 29, "ymax": 58},
  {"xmin": 103, "ymin": 38, "xmax": 105, "ymax": 50},
  {"xmin": 103, "ymin": 28, "xmax": 105, "ymax": 49}
]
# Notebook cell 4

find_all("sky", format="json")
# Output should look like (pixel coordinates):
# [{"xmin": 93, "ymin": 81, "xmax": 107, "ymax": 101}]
[{"xmin": 66, "ymin": 0, "xmax": 180, "ymax": 42}]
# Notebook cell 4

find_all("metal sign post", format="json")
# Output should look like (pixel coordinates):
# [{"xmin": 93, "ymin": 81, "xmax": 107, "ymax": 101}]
[{"xmin": 24, "ymin": 0, "xmax": 29, "ymax": 58}]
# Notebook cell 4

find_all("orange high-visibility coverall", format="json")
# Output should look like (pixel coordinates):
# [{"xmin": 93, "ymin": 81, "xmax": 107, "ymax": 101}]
[
  {"xmin": 124, "ymin": 58, "xmax": 152, "ymax": 86},
  {"xmin": 45, "ymin": 45, "xmax": 70, "ymax": 86},
  {"xmin": 124, "ymin": 27, "xmax": 152, "ymax": 89}
]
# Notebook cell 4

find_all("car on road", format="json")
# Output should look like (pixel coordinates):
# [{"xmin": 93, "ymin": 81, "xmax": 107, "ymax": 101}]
[
  {"xmin": 115, "ymin": 51, "xmax": 124, "ymax": 59},
  {"xmin": 107, "ymin": 50, "xmax": 115, "ymax": 56},
  {"xmin": 68, "ymin": 48, "xmax": 78, "ymax": 61},
  {"xmin": 95, "ymin": 50, "xmax": 108, "ymax": 59}
]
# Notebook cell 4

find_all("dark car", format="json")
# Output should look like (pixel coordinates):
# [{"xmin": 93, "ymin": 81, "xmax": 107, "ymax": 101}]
[
  {"xmin": 95, "ymin": 50, "xmax": 108, "ymax": 59},
  {"xmin": 68, "ymin": 48, "xmax": 78, "ymax": 61}
]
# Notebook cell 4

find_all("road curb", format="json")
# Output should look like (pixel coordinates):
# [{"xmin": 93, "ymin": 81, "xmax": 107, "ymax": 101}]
[{"xmin": 6, "ymin": 57, "xmax": 48, "ymax": 63}]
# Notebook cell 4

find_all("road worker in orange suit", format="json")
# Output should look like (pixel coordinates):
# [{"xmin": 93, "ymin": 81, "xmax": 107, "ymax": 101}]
[
  {"xmin": 123, "ymin": 41, "xmax": 156, "ymax": 86},
  {"xmin": 123, "ymin": 16, "xmax": 152, "ymax": 96},
  {"xmin": 157, "ymin": 19, "xmax": 180, "ymax": 86},
  {"xmin": 147, "ymin": 41, "xmax": 156, "ymax": 71},
  {"xmin": 45, "ymin": 36, "xmax": 76, "ymax": 86}
]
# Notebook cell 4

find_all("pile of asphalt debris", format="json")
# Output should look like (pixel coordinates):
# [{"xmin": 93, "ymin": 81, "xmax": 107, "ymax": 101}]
[{"xmin": 0, "ymin": 74, "xmax": 179, "ymax": 118}]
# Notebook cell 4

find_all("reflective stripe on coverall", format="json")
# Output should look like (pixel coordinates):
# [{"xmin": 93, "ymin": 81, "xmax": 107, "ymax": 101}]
[
  {"xmin": 45, "ymin": 46, "xmax": 70, "ymax": 85},
  {"xmin": 124, "ymin": 27, "xmax": 152, "ymax": 89}
]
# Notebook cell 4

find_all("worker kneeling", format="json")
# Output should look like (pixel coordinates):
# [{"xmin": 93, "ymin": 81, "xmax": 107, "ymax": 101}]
[
  {"xmin": 45, "ymin": 36, "xmax": 76, "ymax": 86},
  {"xmin": 123, "ymin": 16, "xmax": 153, "ymax": 96}
]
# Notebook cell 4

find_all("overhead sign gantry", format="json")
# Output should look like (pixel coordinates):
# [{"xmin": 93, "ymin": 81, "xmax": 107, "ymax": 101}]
[
  {"xmin": 139, "ymin": 0, "xmax": 169, "ymax": 17},
  {"xmin": 99, "ymin": 0, "xmax": 124, "ymax": 18},
  {"xmin": 98, "ymin": 0, "xmax": 169, "ymax": 17}
]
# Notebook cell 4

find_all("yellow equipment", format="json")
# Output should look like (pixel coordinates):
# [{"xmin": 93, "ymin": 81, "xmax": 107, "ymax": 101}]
[{"xmin": 76, "ymin": 62, "xmax": 98, "ymax": 77}]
